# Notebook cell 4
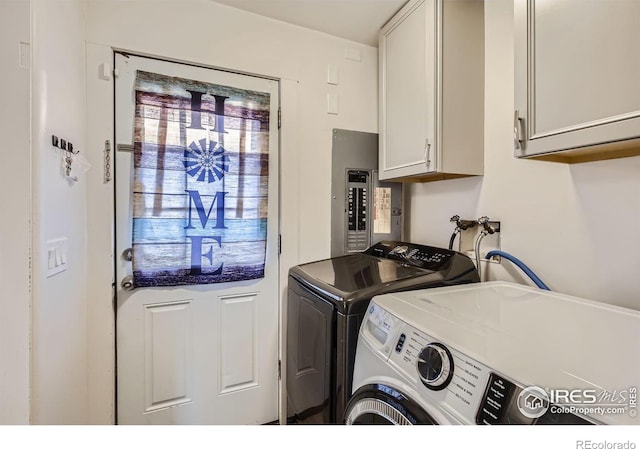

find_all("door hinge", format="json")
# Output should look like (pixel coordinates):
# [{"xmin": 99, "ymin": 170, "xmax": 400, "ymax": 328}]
[
  {"xmin": 278, "ymin": 234, "xmax": 282, "ymax": 255},
  {"xmin": 277, "ymin": 108, "xmax": 281, "ymax": 129},
  {"xmin": 104, "ymin": 140, "xmax": 112, "ymax": 183},
  {"xmin": 278, "ymin": 360, "xmax": 282, "ymax": 380}
]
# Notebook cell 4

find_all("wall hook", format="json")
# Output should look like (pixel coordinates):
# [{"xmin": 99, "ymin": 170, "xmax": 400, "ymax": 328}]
[{"xmin": 52, "ymin": 134, "xmax": 79, "ymax": 154}]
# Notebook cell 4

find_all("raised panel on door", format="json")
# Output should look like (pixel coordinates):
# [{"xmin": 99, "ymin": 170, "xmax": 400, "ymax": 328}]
[
  {"xmin": 515, "ymin": 0, "xmax": 640, "ymax": 160},
  {"xmin": 218, "ymin": 293, "xmax": 259, "ymax": 394},
  {"xmin": 144, "ymin": 300, "xmax": 193, "ymax": 412}
]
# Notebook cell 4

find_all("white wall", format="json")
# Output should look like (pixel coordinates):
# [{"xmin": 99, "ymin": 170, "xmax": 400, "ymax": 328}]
[
  {"xmin": 31, "ymin": 0, "xmax": 89, "ymax": 424},
  {"xmin": 0, "ymin": 0, "xmax": 32, "ymax": 424},
  {"xmin": 407, "ymin": 0, "xmax": 640, "ymax": 311}
]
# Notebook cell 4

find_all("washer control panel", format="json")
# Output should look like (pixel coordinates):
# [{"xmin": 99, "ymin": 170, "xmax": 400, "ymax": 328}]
[
  {"xmin": 388, "ymin": 324, "xmax": 492, "ymax": 423},
  {"xmin": 417, "ymin": 342, "xmax": 455, "ymax": 390},
  {"xmin": 363, "ymin": 302, "xmax": 402, "ymax": 355}
]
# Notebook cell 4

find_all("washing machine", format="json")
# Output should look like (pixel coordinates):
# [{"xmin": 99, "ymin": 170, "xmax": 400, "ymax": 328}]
[
  {"xmin": 286, "ymin": 240, "xmax": 479, "ymax": 424},
  {"xmin": 346, "ymin": 281, "xmax": 640, "ymax": 425}
]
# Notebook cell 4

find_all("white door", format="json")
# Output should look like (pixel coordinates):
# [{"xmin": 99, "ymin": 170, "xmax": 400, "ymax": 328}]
[{"xmin": 114, "ymin": 53, "xmax": 280, "ymax": 425}]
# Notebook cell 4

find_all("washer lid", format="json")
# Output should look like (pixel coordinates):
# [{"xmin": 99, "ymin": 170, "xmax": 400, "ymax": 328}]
[{"xmin": 289, "ymin": 253, "xmax": 436, "ymax": 307}]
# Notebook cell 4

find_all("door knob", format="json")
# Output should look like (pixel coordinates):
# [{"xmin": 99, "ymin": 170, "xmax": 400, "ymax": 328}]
[{"xmin": 121, "ymin": 275, "xmax": 135, "ymax": 291}]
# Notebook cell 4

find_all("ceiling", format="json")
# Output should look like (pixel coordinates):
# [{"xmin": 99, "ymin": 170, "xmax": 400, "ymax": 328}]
[{"xmin": 210, "ymin": 0, "xmax": 408, "ymax": 47}]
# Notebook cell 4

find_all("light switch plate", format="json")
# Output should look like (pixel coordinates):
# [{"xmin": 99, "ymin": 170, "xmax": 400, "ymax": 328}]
[{"xmin": 46, "ymin": 237, "xmax": 68, "ymax": 277}]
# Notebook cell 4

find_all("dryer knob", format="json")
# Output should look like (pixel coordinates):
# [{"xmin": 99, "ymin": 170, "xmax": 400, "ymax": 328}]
[
  {"xmin": 417, "ymin": 343, "xmax": 454, "ymax": 391},
  {"xmin": 393, "ymin": 245, "xmax": 409, "ymax": 256}
]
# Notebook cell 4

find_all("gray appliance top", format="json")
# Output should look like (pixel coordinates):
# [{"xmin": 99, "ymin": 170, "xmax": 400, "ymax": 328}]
[{"xmin": 289, "ymin": 241, "xmax": 479, "ymax": 314}]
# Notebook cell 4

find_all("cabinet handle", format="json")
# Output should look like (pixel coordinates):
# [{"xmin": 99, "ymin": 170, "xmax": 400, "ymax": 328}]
[
  {"xmin": 514, "ymin": 110, "xmax": 524, "ymax": 150},
  {"xmin": 424, "ymin": 138, "xmax": 432, "ymax": 170}
]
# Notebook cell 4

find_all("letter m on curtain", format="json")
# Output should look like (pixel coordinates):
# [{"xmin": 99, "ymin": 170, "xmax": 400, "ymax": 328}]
[{"xmin": 131, "ymin": 70, "xmax": 270, "ymax": 287}]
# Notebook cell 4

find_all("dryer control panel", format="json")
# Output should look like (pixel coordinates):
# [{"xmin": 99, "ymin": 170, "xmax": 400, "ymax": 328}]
[{"xmin": 364, "ymin": 241, "xmax": 454, "ymax": 271}]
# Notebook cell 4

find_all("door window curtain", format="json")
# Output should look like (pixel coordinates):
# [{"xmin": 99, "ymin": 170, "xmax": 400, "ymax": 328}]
[{"xmin": 131, "ymin": 70, "xmax": 271, "ymax": 287}]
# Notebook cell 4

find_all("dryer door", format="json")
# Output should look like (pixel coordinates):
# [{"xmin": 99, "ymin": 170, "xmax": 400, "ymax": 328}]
[{"xmin": 345, "ymin": 384, "xmax": 438, "ymax": 425}]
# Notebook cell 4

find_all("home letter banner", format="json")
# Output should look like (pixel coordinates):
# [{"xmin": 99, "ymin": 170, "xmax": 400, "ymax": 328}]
[{"xmin": 131, "ymin": 70, "xmax": 270, "ymax": 287}]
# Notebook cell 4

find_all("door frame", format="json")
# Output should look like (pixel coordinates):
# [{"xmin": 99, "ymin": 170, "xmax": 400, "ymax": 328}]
[{"xmin": 86, "ymin": 44, "xmax": 300, "ymax": 424}]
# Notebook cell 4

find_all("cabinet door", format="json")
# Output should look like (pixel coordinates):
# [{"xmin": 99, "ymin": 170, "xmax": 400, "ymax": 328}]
[
  {"xmin": 515, "ymin": 0, "xmax": 640, "ymax": 160},
  {"xmin": 379, "ymin": 0, "xmax": 437, "ymax": 180}
]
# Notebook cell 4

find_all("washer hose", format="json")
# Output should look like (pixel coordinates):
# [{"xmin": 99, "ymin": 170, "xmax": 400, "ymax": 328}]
[
  {"xmin": 448, "ymin": 229, "xmax": 460, "ymax": 250},
  {"xmin": 485, "ymin": 250, "xmax": 550, "ymax": 291},
  {"xmin": 474, "ymin": 232, "xmax": 487, "ymax": 281}
]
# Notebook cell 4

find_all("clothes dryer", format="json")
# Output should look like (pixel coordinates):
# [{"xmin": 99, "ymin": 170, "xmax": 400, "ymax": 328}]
[{"xmin": 286, "ymin": 240, "xmax": 479, "ymax": 424}]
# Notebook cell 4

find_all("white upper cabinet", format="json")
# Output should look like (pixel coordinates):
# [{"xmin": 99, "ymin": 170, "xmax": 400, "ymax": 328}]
[
  {"xmin": 379, "ymin": 0, "xmax": 484, "ymax": 182},
  {"xmin": 514, "ymin": 0, "xmax": 640, "ymax": 163}
]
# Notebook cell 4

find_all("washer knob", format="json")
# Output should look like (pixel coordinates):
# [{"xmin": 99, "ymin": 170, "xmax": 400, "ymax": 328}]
[{"xmin": 417, "ymin": 342, "xmax": 454, "ymax": 390}]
